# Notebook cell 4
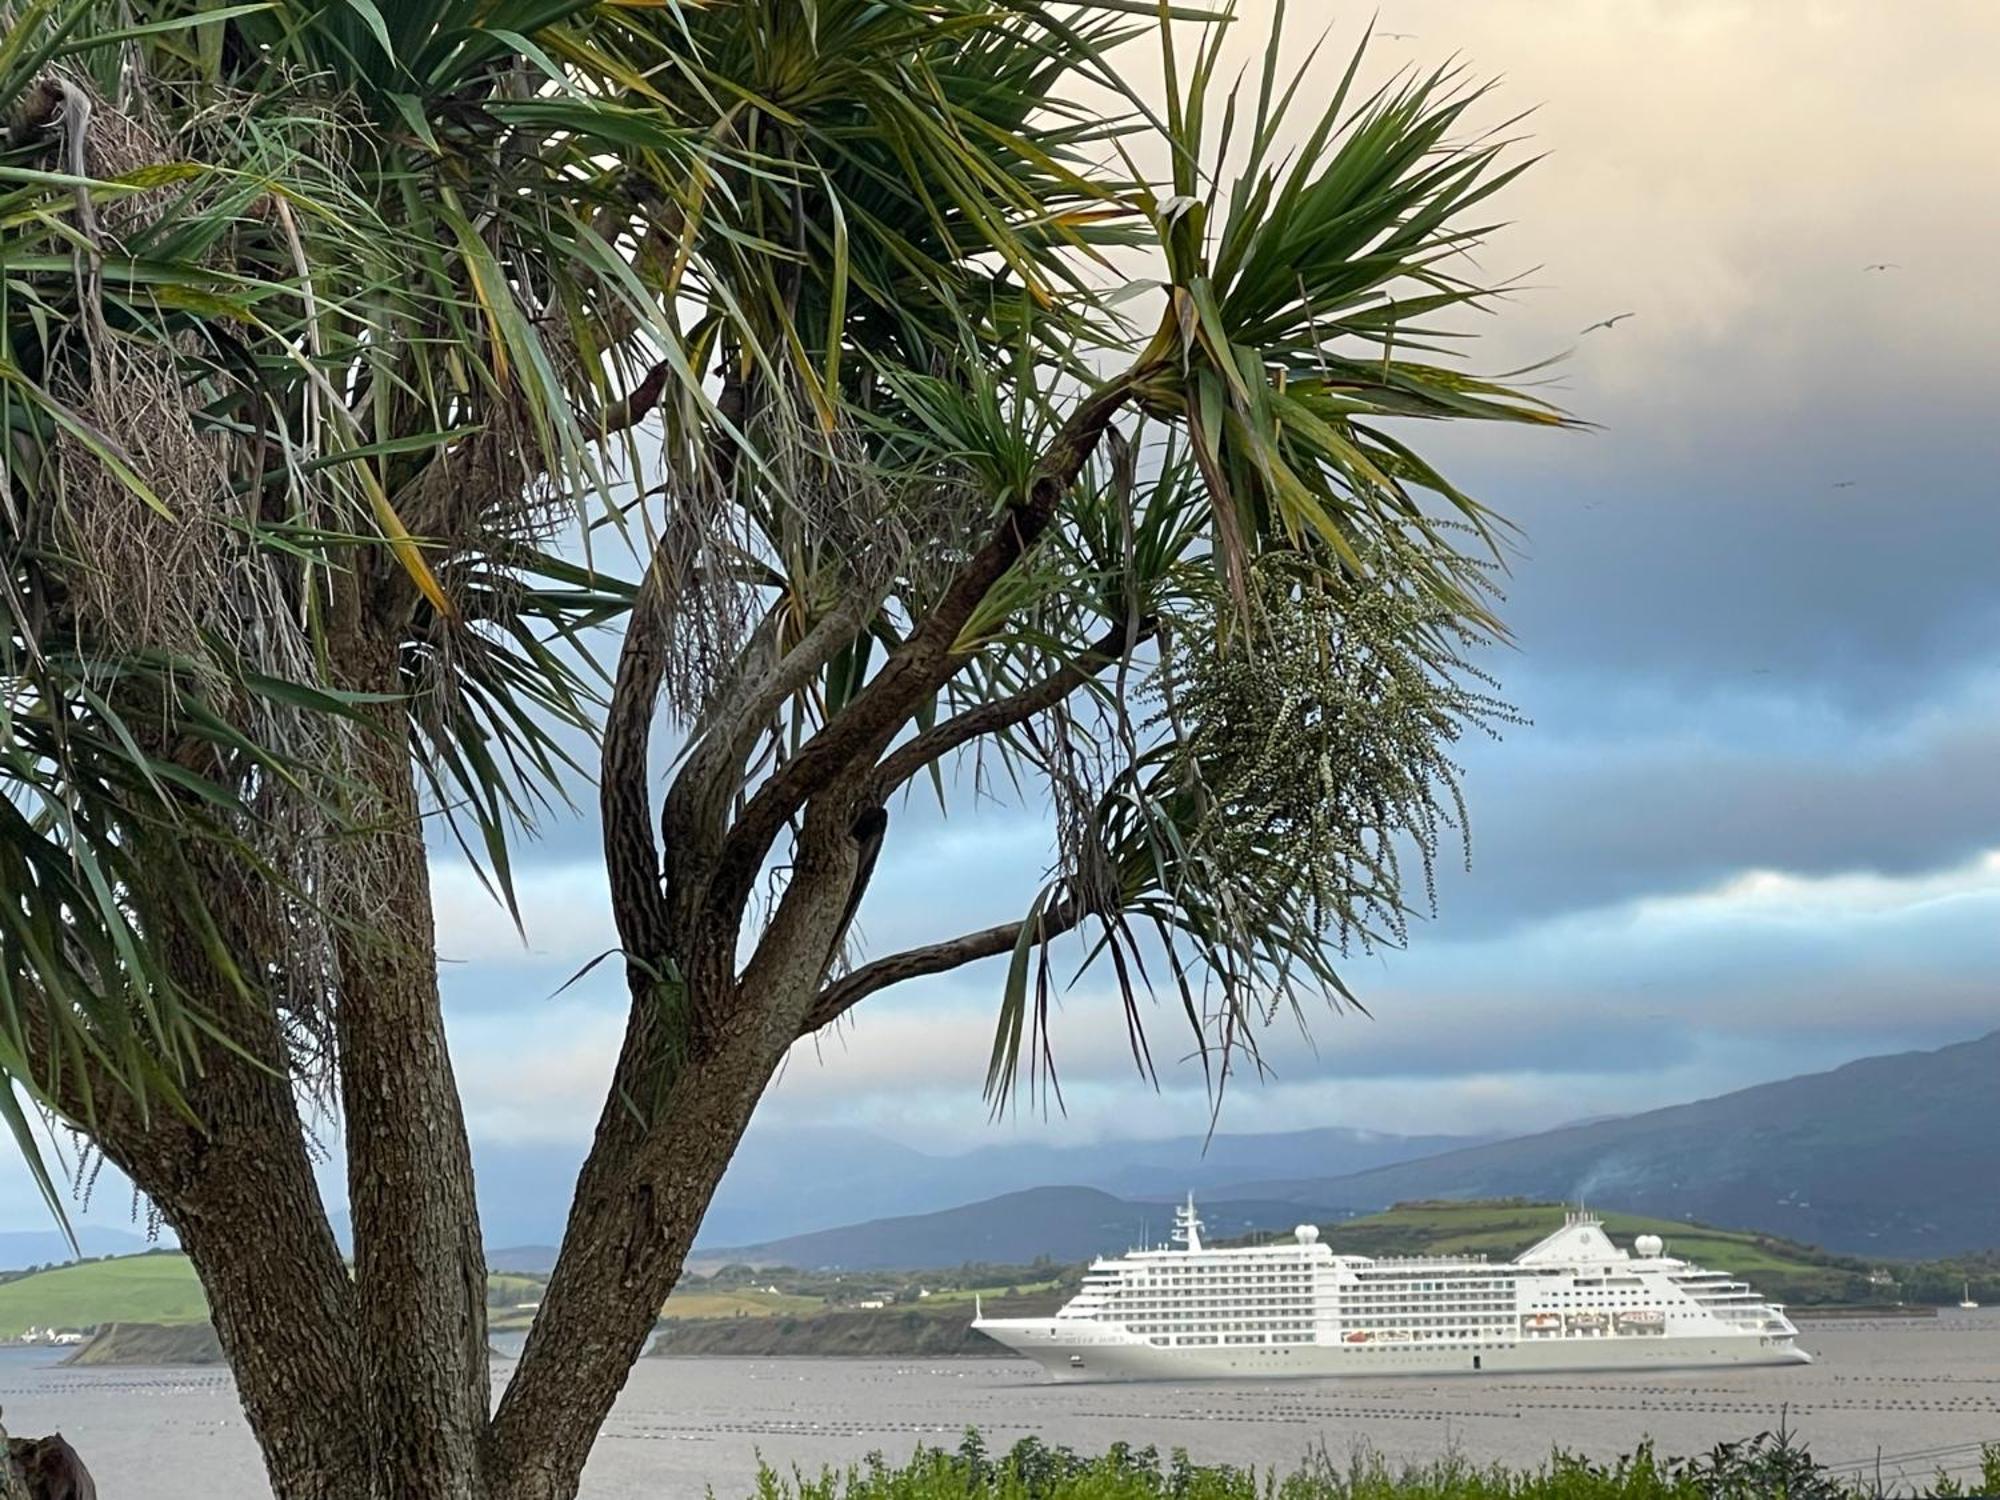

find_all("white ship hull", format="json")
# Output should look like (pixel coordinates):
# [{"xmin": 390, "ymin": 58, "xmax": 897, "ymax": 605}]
[
  {"xmin": 977, "ymin": 1319, "xmax": 1813, "ymax": 1383},
  {"xmin": 972, "ymin": 1201, "xmax": 1813, "ymax": 1385}
]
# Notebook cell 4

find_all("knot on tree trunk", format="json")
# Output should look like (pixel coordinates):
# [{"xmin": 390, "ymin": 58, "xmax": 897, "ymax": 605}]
[{"xmin": 1, "ymin": 1421, "xmax": 95, "ymax": 1500}]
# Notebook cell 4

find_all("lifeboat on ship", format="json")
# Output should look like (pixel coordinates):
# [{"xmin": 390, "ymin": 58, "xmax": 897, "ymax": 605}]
[
  {"xmin": 1566, "ymin": 1311, "xmax": 1609, "ymax": 1334},
  {"xmin": 1616, "ymin": 1311, "xmax": 1665, "ymax": 1334},
  {"xmin": 1522, "ymin": 1313, "xmax": 1561, "ymax": 1333},
  {"xmin": 1343, "ymin": 1330, "xmax": 1372, "ymax": 1344}
]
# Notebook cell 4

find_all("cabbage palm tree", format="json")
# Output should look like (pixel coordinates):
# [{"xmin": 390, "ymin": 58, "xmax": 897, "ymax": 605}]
[{"xmin": 0, "ymin": 2, "xmax": 1562, "ymax": 1497}]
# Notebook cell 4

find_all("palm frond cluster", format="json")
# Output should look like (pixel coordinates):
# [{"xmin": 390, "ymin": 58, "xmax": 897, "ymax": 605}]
[
  {"xmin": 1153, "ymin": 543, "xmax": 1524, "ymax": 963},
  {"xmin": 0, "ymin": 0, "xmax": 1567, "ymax": 1177}
]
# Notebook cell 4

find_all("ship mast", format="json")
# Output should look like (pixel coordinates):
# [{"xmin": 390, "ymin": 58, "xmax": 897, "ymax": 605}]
[{"xmin": 1173, "ymin": 1193, "xmax": 1204, "ymax": 1253}]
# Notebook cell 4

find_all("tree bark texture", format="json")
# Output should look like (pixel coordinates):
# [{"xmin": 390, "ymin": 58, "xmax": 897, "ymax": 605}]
[
  {"xmin": 78, "ymin": 614, "xmax": 494, "ymax": 1500},
  {"xmin": 332, "ymin": 627, "xmax": 491, "ymax": 1500},
  {"xmin": 143, "ymin": 1081, "xmax": 375, "ymax": 1500},
  {"xmin": 482, "ymin": 1018, "xmax": 786, "ymax": 1500},
  {"xmin": 0, "ymin": 1419, "xmax": 27, "ymax": 1500},
  {"xmin": 486, "ymin": 795, "xmax": 865, "ymax": 1500},
  {"xmin": 77, "ymin": 845, "xmax": 376, "ymax": 1500}
]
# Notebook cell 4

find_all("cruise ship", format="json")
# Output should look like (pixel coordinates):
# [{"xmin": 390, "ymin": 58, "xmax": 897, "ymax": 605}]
[{"xmin": 973, "ymin": 1200, "xmax": 1810, "ymax": 1382}]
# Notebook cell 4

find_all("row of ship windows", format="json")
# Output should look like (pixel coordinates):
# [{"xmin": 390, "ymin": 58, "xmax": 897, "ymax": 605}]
[
  {"xmin": 1347, "ymin": 1296, "xmax": 1511, "ymax": 1305},
  {"xmin": 1101, "ymin": 1311, "xmax": 1703, "ymax": 1328},
  {"xmin": 1358, "ymin": 1315, "xmax": 1512, "ymax": 1326},
  {"xmin": 1108, "ymin": 1302, "xmax": 1512, "ymax": 1315},
  {"xmin": 1117, "ymin": 1281, "xmax": 1311, "ymax": 1289},
  {"xmin": 1146, "ymin": 1333, "xmax": 1312, "ymax": 1346},
  {"xmin": 1124, "ymin": 1318, "xmax": 1314, "ymax": 1330},
  {"xmin": 1108, "ymin": 1298, "xmax": 1312, "ymax": 1309},
  {"xmin": 1110, "ymin": 1316, "xmax": 1516, "ymax": 1333}
]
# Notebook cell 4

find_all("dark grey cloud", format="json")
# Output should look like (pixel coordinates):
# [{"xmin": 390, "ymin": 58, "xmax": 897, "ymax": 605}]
[
  {"xmin": 1427, "ymin": 681, "xmax": 2000, "ymax": 933},
  {"xmin": 1473, "ymin": 415, "xmax": 2000, "ymax": 720}
]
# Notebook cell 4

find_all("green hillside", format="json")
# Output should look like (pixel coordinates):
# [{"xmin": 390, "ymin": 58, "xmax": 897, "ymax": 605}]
[
  {"xmin": 0, "ymin": 1252, "xmax": 207, "ymax": 1337},
  {"xmin": 2, "ymin": 1254, "xmax": 561, "ymax": 1339},
  {"xmin": 64, "ymin": 1320, "xmax": 224, "ymax": 1366},
  {"xmin": 650, "ymin": 1294, "xmax": 1063, "ymax": 1359},
  {"xmin": 1314, "ymin": 1200, "xmax": 1873, "ymax": 1305}
]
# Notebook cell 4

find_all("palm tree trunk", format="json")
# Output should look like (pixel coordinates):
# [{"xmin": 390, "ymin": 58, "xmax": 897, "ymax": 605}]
[
  {"xmin": 487, "ymin": 804, "xmax": 863, "ymax": 1500},
  {"xmin": 80, "ymin": 1035, "xmax": 376, "ymax": 1500},
  {"xmin": 148, "ymin": 1084, "xmax": 377, "ymax": 1500},
  {"xmin": 334, "ymin": 633, "xmax": 492, "ymax": 1500},
  {"xmin": 75, "ymin": 844, "xmax": 382, "ymax": 1500},
  {"xmin": 92, "ymin": 655, "xmax": 493, "ymax": 1500},
  {"xmin": 482, "ymin": 1009, "xmax": 783, "ymax": 1500}
]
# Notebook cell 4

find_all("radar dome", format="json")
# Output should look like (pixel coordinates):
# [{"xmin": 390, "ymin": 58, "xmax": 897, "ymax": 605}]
[
  {"xmin": 1634, "ymin": 1234, "xmax": 1664, "ymax": 1258},
  {"xmin": 1294, "ymin": 1224, "xmax": 1320, "ymax": 1245}
]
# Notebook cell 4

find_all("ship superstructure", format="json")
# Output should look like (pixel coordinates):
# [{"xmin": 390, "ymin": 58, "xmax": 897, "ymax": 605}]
[{"xmin": 973, "ymin": 1200, "xmax": 1810, "ymax": 1382}]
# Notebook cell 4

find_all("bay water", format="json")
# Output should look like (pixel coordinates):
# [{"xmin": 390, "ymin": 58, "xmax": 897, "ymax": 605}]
[{"xmin": 0, "ymin": 1315, "xmax": 1994, "ymax": 1497}]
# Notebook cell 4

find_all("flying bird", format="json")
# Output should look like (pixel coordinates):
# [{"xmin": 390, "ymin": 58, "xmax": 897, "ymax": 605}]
[
  {"xmin": 1863, "ymin": 262, "xmax": 1900, "ymax": 271},
  {"xmin": 1380, "ymin": 31, "xmax": 1418, "ymax": 40},
  {"xmin": 1579, "ymin": 313, "xmax": 1635, "ymax": 334},
  {"xmin": 1831, "ymin": 480, "xmax": 1857, "ymax": 489}
]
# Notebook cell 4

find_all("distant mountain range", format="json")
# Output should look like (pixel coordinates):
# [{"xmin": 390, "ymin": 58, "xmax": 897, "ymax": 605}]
[
  {"xmin": 0, "ymin": 1227, "xmax": 153, "ymax": 1272},
  {"xmin": 412, "ymin": 1122, "xmax": 1485, "ymax": 1270},
  {"xmin": 14, "ymin": 1031, "xmax": 1995, "ymax": 1275},
  {"xmin": 1236, "ymin": 1029, "xmax": 2000, "ymax": 1257},
  {"xmin": 458, "ymin": 1122, "xmax": 1489, "ymax": 1253},
  {"xmin": 704, "ymin": 1030, "xmax": 2000, "ymax": 1268},
  {"xmin": 686, "ymin": 1123, "xmax": 1486, "ymax": 1247},
  {"xmin": 694, "ymin": 1185, "xmax": 1351, "ymax": 1272}
]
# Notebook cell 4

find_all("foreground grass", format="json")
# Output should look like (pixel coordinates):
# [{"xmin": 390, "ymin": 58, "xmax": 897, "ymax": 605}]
[{"xmin": 729, "ymin": 1431, "xmax": 2000, "ymax": 1500}]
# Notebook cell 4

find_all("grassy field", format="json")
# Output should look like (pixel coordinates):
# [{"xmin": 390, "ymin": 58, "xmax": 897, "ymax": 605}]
[
  {"xmin": 3, "ymin": 1254, "xmax": 559, "ymax": 1338},
  {"xmin": 0, "ymin": 1253, "xmax": 206, "ymax": 1338},
  {"xmin": 488, "ymin": 1272, "xmax": 546, "ymax": 1307},
  {"xmin": 661, "ymin": 1286, "xmax": 824, "ymax": 1319}
]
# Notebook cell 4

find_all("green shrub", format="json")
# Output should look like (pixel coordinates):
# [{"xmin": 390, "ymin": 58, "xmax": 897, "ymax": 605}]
[{"xmin": 720, "ymin": 1430, "xmax": 2000, "ymax": 1500}]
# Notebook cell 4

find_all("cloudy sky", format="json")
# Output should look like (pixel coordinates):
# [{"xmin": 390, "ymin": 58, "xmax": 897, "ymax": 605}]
[{"xmin": 9, "ymin": 0, "xmax": 2000, "ymax": 1234}]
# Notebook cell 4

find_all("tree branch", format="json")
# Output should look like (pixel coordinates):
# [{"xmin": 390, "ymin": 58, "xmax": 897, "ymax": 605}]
[
  {"xmin": 581, "ymin": 356, "xmax": 674, "ymax": 440},
  {"xmin": 661, "ymin": 589, "xmax": 875, "ymax": 921},
  {"xmin": 800, "ymin": 896, "xmax": 1085, "ymax": 1035},
  {"xmin": 599, "ymin": 364, "xmax": 762, "ymax": 974},
  {"xmin": 866, "ymin": 616, "xmax": 1155, "ymax": 802},
  {"xmin": 396, "ymin": 354, "xmax": 678, "ymax": 547},
  {"xmin": 704, "ymin": 370, "xmax": 1150, "ymax": 923},
  {"xmin": 598, "ymin": 562, "xmax": 676, "ymax": 971}
]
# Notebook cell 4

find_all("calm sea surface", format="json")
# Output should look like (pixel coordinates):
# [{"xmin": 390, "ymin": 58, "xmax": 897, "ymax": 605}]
[{"xmin": 1, "ymin": 1316, "xmax": 1995, "ymax": 1497}]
